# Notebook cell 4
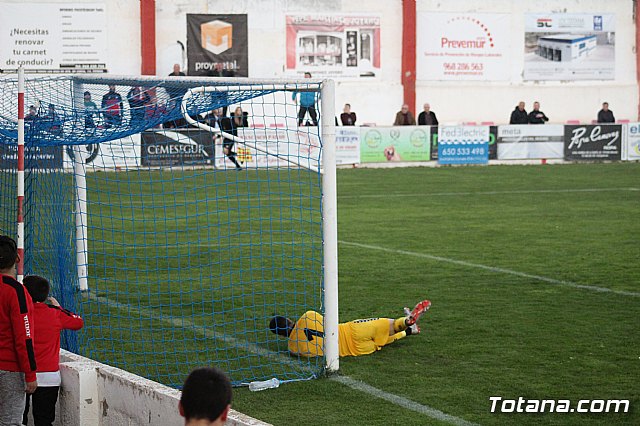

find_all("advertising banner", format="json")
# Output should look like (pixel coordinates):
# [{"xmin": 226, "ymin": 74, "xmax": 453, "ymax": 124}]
[
  {"xmin": 359, "ymin": 127, "xmax": 430, "ymax": 163},
  {"xmin": 0, "ymin": 144, "xmax": 63, "ymax": 170},
  {"xmin": 335, "ymin": 127, "xmax": 360, "ymax": 165},
  {"xmin": 285, "ymin": 15, "xmax": 381, "ymax": 79},
  {"xmin": 0, "ymin": 3, "xmax": 107, "ymax": 73},
  {"xmin": 430, "ymin": 126, "xmax": 497, "ymax": 160},
  {"xmin": 626, "ymin": 122, "xmax": 640, "ymax": 161},
  {"xmin": 497, "ymin": 125, "xmax": 564, "ymax": 159},
  {"xmin": 417, "ymin": 13, "xmax": 510, "ymax": 81},
  {"xmin": 63, "ymin": 134, "xmax": 141, "ymax": 169},
  {"xmin": 187, "ymin": 14, "xmax": 248, "ymax": 77},
  {"xmin": 141, "ymin": 129, "xmax": 214, "ymax": 167},
  {"xmin": 564, "ymin": 124, "xmax": 621, "ymax": 161},
  {"xmin": 437, "ymin": 126, "xmax": 489, "ymax": 165},
  {"xmin": 524, "ymin": 13, "xmax": 615, "ymax": 81},
  {"xmin": 215, "ymin": 128, "xmax": 321, "ymax": 170}
]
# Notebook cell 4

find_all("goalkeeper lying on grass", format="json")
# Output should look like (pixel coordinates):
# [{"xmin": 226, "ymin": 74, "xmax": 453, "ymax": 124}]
[{"xmin": 269, "ymin": 300, "xmax": 430, "ymax": 357}]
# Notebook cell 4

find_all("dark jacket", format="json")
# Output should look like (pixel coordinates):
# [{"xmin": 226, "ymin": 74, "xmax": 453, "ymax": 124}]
[
  {"xmin": 597, "ymin": 109, "xmax": 615, "ymax": 123},
  {"xmin": 340, "ymin": 112, "xmax": 357, "ymax": 126},
  {"xmin": 220, "ymin": 112, "xmax": 249, "ymax": 136},
  {"xmin": 394, "ymin": 111, "xmax": 416, "ymax": 126},
  {"xmin": 418, "ymin": 111, "xmax": 438, "ymax": 126},
  {"xmin": 528, "ymin": 110, "xmax": 549, "ymax": 124},
  {"xmin": 510, "ymin": 107, "xmax": 528, "ymax": 124}
]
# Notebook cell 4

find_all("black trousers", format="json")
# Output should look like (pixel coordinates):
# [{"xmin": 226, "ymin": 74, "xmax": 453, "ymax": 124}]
[
  {"xmin": 297, "ymin": 106, "xmax": 318, "ymax": 126},
  {"xmin": 23, "ymin": 386, "xmax": 59, "ymax": 426}
]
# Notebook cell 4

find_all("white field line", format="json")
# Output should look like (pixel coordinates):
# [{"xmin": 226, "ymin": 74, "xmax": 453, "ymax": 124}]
[
  {"xmin": 90, "ymin": 294, "xmax": 477, "ymax": 426},
  {"xmin": 330, "ymin": 376, "xmax": 479, "ymax": 426},
  {"xmin": 338, "ymin": 187, "xmax": 639, "ymax": 199},
  {"xmin": 339, "ymin": 241, "xmax": 640, "ymax": 298}
]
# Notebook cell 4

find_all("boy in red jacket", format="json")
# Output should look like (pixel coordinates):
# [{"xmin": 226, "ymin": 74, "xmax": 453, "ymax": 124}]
[
  {"xmin": 22, "ymin": 275, "xmax": 83, "ymax": 426},
  {"xmin": 0, "ymin": 235, "xmax": 37, "ymax": 426}
]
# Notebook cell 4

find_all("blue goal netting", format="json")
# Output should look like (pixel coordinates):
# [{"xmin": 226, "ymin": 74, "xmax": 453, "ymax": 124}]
[{"xmin": 0, "ymin": 73, "xmax": 329, "ymax": 387}]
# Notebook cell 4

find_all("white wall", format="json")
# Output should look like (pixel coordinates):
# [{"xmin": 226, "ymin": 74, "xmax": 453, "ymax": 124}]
[
  {"xmin": 415, "ymin": 0, "xmax": 637, "ymax": 124},
  {"xmin": 5, "ymin": 0, "xmax": 636, "ymax": 126},
  {"xmin": 154, "ymin": 0, "xmax": 404, "ymax": 126},
  {"xmin": 51, "ymin": 350, "xmax": 271, "ymax": 426}
]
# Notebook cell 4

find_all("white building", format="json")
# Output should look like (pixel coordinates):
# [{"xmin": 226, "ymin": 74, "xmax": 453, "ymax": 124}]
[{"xmin": 537, "ymin": 34, "xmax": 597, "ymax": 62}]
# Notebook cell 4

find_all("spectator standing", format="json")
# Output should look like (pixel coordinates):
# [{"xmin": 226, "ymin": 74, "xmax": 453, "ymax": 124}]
[
  {"xmin": 0, "ymin": 235, "xmax": 37, "ymax": 426},
  {"xmin": 22, "ymin": 275, "xmax": 83, "ymax": 426},
  {"xmin": 292, "ymin": 72, "xmax": 318, "ymax": 126},
  {"xmin": 42, "ymin": 104, "xmax": 62, "ymax": 136},
  {"xmin": 509, "ymin": 102, "xmax": 528, "ymax": 124},
  {"xmin": 83, "ymin": 92, "xmax": 98, "ymax": 129},
  {"xmin": 209, "ymin": 63, "xmax": 234, "ymax": 78},
  {"xmin": 205, "ymin": 108, "xmax": 223, "ymax": 130},
  {"xmin": 24, "ymin": 105, "xmax": 38, "ymax": 122},
  {"xmin": 417, "ymin": 103, "xmax": 438, "ymax": 126},
  {"xmin": 394, "ymin": 104, "xmax": 416, "ymax": 126},
  {"xmin": 597, "ymin": 102, "xmax": 615, "ymax": 123},
  {"xmin": 340, "ymin": 103, "xmax": 357, "ymax": 126},
  {"xmin": 528, "ymin": 101, "xmax": 549, "ymax": 124},
  {"xmin": 127, "ymin": 86, "xmax": 151, "ymax": 126},
  {"xmin": 101, "ymin": 85, "xmax": 123, "ymax": 128},
  {"xmin": 168, "ymin": 64, "xmax": 185, "ymax": 77},
  {"xmin": 179, "ymin": 367, "xmax": 232, "ymax": 425}
]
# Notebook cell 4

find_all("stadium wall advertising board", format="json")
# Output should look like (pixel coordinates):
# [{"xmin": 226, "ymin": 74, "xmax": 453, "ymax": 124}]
[
  {"xmin": 524, "ymin": 13, "xmax": 615, "ymax": 81},
  {"xmin": 0, "ymin": 3, "xmax": 107, "ymax": 73},
  {"xmin": 417, "ymin": 13, "xmax": 510, "ymax": 81},
  {"xmin": 215, "ymin": 128, "xmax": 321, "ymax": 169},
  {"xmin": 141, "ymin": 129, "xmax": 214, "ymax": 167},
  {"xmin": 564, "ymin": 124, "xmax": 621, "ymax": 161},
  {"xmin": 285, "ymin": 15, "xmax": 381, "ymax": 79},
  {"xmin": 430, "ymin": 126, "xmax": 497, "ymax": 161},
  {"xmin": 0, "ymin": 144, "xmax": 63, "ymax": 170},
  {"xmin": 187, "ymin": 14, "xmax": 248, "ymax": 77},
  {"xmin": 437, "ymin": 126, "xmax": 489, "ymax": 165},
  {"xmin": 497, "ymin": 125, "xmax": 564, "ymax": 159},
  {"xmin": 359, "ymin": 126, "xmax": 430, "ymax": 163},
  {"xmin": 62, "ymin": 135, "xmax": 141, "ymax": 169},
  {"xmin": 625, "ymin": 122, "xmax": 640, "ymax": 161},
  {"xmin": 335, "ymin": 127, "xmax": 360, "ymax": 165}
]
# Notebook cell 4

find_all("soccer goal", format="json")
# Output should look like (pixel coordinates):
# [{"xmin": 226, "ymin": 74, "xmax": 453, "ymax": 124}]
[{"xmin": 0, "ymin": 69, "xmax": 338, "ymax": 387}]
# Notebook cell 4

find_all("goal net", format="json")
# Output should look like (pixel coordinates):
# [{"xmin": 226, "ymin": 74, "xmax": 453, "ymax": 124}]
[{"xmin": 0, "ymin": 72, "xmax": 338, "ymax": 387}]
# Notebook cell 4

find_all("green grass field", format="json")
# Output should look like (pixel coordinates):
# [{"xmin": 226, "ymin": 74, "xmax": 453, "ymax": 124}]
[
  {"xmin": 18, "ymin": 162, "xmax": 638, "ymax": 425},
  {"xmin": 229, "ymin": 163, "xmax": 639, "ymax": 426}
]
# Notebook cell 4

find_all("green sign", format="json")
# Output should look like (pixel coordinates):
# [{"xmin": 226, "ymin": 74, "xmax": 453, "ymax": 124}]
[{"xmin": 360, "ymin": 127, "xmax": 430, "ymax": 163}]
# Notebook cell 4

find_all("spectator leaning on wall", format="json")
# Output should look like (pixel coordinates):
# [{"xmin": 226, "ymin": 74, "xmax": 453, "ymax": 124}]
[
  {"xmin": 417, "ymin": 103, "xmax": 438, "ymax": 126},
  {"xmin": 528, "ymin": 102, "xmax": 549, "ymax": 124},
  {"xmin": 597, "ymin": 102, "xmax": 615, "ymax": 123},
  {"xmin": 509, "ymin": 101, "xmax": 528, "ymax": 124},
  {"xmin": 394, "ymin": 104, "xmax": 416, "ymax": 126}
]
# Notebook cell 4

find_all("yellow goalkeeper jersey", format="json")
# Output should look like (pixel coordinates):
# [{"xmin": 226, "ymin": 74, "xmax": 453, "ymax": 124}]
[
  {"xmin": 288, "ymin": 311, "xmax": 325, "ymax": 357},
  {"xmin": 288, "ymin": 311, "xmax": 392, "ymax": 357}
]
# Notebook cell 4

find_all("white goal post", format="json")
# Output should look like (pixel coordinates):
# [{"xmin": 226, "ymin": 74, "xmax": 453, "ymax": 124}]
[{"xmin": 67, "ymin": 75, "xmax": 340, "ymax": 374}]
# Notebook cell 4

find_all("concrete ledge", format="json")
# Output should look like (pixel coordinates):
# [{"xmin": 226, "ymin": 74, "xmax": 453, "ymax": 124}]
[{"xmin": 54, "ymin": 350, "xmax": 271, "ymax": 426}]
